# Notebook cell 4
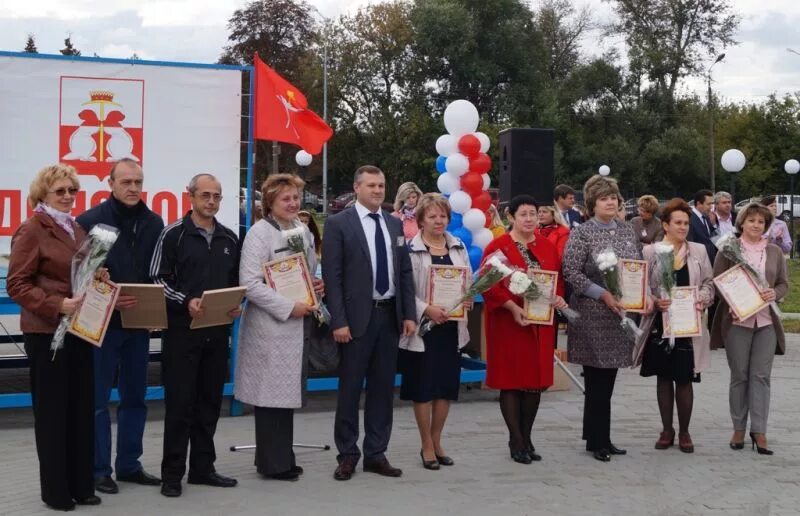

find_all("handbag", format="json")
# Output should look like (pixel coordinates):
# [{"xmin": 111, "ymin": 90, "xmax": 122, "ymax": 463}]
[{"xmin": 308, "ymin": 320, "xmax": 340, "ymax": 373}]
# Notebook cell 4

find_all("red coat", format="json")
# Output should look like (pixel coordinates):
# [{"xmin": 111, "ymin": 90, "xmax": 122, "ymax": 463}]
[
  {"xmin": 481, "ymin": 233, "xmax": 563, "ymax": 390},
  {"xmin": 535, "ymin": 224, "xmax": 570, "ymax": 260}
]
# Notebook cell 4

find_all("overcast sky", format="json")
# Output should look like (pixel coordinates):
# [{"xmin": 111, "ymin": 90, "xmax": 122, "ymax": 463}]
[{"xmin": 1, "ymin": 0, "xmax": 799, "ymax": 104}]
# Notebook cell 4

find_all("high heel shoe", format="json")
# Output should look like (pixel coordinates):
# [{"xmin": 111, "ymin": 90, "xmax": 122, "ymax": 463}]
[
  {"xmin": 526, "ymin": 444, "xmax": 542, "ymax": 462},
  {"xmin": 420, "ymin": 450, "xmax": 440, "ymax": 470},
  {"xmin": 434, "ymin": 453, "xmax": 454, "ymax": 466},
  {"xmin": 510, "ymin": 448, "xmax": 532, "ymax": 464},
  {"xmin": 729, "ymin": 441, "xmax": 744, "ymax": 450},
  {"xmin": 750, "ymin": 433, "xmax": 774, "ymax": 455}
]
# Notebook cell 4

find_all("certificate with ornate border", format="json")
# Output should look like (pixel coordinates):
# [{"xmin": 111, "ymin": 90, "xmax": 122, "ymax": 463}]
[
  {"xmin": 524, "ymin": 269, "xmax": 558, "ymax": 325},
  {"xmin": 427, "ymin": 265, "xmax": 469, "ymax": 322},
  {"xmin": 620, "ymin": 259, "xmax": 648, "ymax": 313},
  {"xmin": 67, "ymin": 279, "xmax": 119, "ymax": 347},
  {"xmin": 263, "ymin": 253, "xmax": 317, "ymax": 308},
  {"xmin": 713, "ymin": 264, "xmax": 767, "ymax": 321},
  {"xmin": 662, "ymin": 286, "xmax": 702, "ymax": 338}
]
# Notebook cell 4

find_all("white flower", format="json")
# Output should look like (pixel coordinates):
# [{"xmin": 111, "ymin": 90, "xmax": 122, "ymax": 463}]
[
  {"xmin": 653, "ymin": 242, "xmax": 674, "ymax": 255},
  {"xmin": 508, "ymin": 271, "xmax": 532, "ymax": 295},
  {"xmin": 595, "ymin": 250, "xmax": 618, "ymax": 271},
  {"xmin": 89, "ymin": 225, "xmax": 119, "ymax": 247},
  {"xmin": 282, "ymin": 226, "xmax": 306, "ymax": 239},
  {"xmin": 486, "ymin": 256, "xmax": 513, "ymax": 277},
  {"xmin": 715, "ymin": 232, "xmax": 735, "ymax": 250}
]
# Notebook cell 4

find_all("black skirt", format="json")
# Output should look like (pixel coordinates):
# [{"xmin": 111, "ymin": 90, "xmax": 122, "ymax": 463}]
[
  {"xmin": 399, "ymin": 322, "xmax": 461, "ymax": 402},
  {"xmin": 640, "ymin": 335, "xmax": 700, "ymax": 384}
]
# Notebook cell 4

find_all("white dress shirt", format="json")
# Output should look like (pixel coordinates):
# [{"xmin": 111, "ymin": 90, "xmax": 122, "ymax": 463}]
[
  {"xmin": 355, "ymin": 201, "xmax": 396, "ymax": 299},
  {"xmin": 716, "ymin": 212, "xmax": 734, "ymax": 236}
]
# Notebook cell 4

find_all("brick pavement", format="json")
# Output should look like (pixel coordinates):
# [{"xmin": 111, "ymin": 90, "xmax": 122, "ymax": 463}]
[{"xmin": 1, "ymin": 335, "xmax": 800, "ymax": 516}]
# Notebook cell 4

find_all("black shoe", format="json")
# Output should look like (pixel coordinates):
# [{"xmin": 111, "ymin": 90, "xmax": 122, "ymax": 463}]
[
  {"xmin": 729, "ymin": 441, "xmax": 745, "ymax": 450},
  {"xmin": 160, "ymin": 482, "xmax": 182, "ymax": 497},
  {"xmin": 74, "ymin": 495, "xmax": 101, "ymax": 506},
  {"xmin": 750, "ymin": 433, "xmax": 774, "ymax": 455},
  {"xmin": 187, "ymin": 472, "xmax": 238, "ymax": 488},
  {"xmin": 363, "ymin": 458, "xmax": 403, "ymax": 477},
  {"xmin": 45, "ymin": 500, "xmax": 75, "ymax": 512},
  {"xmin": 435, "ymin": 454, "xmax": 454, "ymax": 466},
  {"xmin": 420, "ymin": 450, "xmax": 440, "ymax": 470},
  {"xmin": 261, "ymin": 470, "xmax": 300, "ymax": 481},
  {"xmin": 592, "ymin": 449, "xmax": 611, "ymax": 462},
  {"xmin": 510, "ymin": 449, "xmax": 532, "ymax": 464},
  {"xmin": 291, "ymin": 465, "xmax": 304, "ymax": 476},
  {"xmin": 608, "ymin": 443, "xmax": 627, "ymax": 455},
  {"xmin": 526, "ymin": 446, "xmax": 542, "ymax": 462},
  {"xmin": 117, "ymin": 469, "xmax": 161, "ymax": 486},
  {"xmin": 94, "ymin": 476, "xmax": 118, "ymax": 494}
]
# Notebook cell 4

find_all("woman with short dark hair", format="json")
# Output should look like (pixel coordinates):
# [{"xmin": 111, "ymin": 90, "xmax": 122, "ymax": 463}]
[
  {"xmin": 710, "ymin": 202, "xmax": 788, "ymax": 455},
  {"xmin": 631, "ymin": 195, "xmax": 663, "ymax": 244},
  {"xmin": 482, "ymin": 195, "xmax": 568, "ymax": 464}
]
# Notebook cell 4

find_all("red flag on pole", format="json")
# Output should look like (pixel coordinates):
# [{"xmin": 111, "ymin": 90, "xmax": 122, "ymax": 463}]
[{"xmin": 253, "ymin": 54, "xmax": 333, "ymax": 154}]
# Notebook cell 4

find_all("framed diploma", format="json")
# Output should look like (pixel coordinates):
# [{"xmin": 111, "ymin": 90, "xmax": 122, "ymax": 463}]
[
  {"xmin": 67, "ymin": 280, "xmax": 120, "ymax": 347},
  {"xmin": 662, "ymin": 286, "xmax": 702, "ymax": 338},
  {"xmin": 263, "ymin": 253, "xmax": 318, "ymax": 308},
  {"xmin": 189, "ymin": 286, "xmax": 247, "ymax": 330},
  {"xmin": 619, "ymin": 259, "xmax": 648, "ymax": 313},
  {"xmin": 523, "ymin": 269, "xmax": 558, "ymax": 325},
  {"xmin": 427, "ymin": 265, "xmax": 469, "ymax": 321},
  {"xmin": 713, "ymin": 264, "xmax": 768, "ymax": 321},
  {"xmin": 118, "ymin": 284, "xmax": 168, "ymax": 329}
]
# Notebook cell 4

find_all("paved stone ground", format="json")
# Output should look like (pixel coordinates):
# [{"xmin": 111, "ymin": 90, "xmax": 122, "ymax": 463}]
[{"xmin": 2, "ymin": 335, "xmax": 800, "ymax": 516}]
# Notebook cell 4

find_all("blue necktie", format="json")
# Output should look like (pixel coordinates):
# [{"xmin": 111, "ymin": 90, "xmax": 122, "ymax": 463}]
[{"xmin": 368, "ymin": 213, "xmax": 389, "ymax": 295}]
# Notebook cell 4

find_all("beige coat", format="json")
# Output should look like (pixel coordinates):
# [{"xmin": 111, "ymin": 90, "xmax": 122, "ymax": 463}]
[
  {"xmin": 709, "ymin": 243, "xmax": 788, "ymax": 355},
  {"xmin": 632, "ymin": 241, "xmax": 715, "ymax": 373},
  {"xmin": 234, "ymin": 219, "xmax": 317, "ymax": 408},
  {"xmin": 399, "ymin": 232, "xmax": 470, "ymax": 352}
]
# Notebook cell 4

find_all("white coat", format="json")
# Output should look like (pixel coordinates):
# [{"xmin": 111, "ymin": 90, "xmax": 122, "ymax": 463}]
[{"xmin": 234, "ymin": 218, "xmax": 316, "ymax": 408}]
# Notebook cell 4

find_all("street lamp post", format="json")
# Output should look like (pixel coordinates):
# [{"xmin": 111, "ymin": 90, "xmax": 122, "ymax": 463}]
[
  {"xmin": 707, "ymin": 53, "xmax": 725, "ymax": 192},
  {"xmin": 720, "ymin": 149, "xmax": 746, "ymax": 204},
  {"xmin": 310, "ymin": 6, "xmax": 330, "ymax": 214},
  {"xmin": 785, "ymin": 159, "xmax": 800, "ymax": 258}
]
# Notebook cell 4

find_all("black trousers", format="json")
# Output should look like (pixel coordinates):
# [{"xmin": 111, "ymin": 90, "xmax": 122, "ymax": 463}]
[
  {"xmin": 161, "ymin": 326, "xmax": 229, "ymax": 483},
  {"xmin": 25, "ymin": 333, "xmax": 95, "ymax": 507},
  {"xmin": 254, "ymin": 407, "xmax": 295, "ymax": 475},
  {"xmin": 582, "ymin": 366, "xmax": 618, "ymax": 451},
  {"xmin": 334, "ymin": 304, "xmax": 399, "ymax": 463}
]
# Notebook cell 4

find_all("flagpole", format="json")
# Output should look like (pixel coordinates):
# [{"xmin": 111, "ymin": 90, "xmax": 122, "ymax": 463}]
[{"xmin": 322, "ymin": 43, "xmax": 328, "ymax": 215}]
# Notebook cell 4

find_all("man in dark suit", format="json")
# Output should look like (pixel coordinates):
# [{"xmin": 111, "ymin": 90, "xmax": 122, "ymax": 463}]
[
  {"xmin": 688, "ymin": 189, "xmax": 718, "ymax": 264},
  {"xmin": 322, "ymin": 165, "xmax": 417, "ymax": 481},
  {"xmin": 554, "ymin": 184, "xmax": 583, "ymax": 228}
]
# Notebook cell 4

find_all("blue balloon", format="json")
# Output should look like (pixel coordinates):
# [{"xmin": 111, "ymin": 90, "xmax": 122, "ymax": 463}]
[
  {"xmin": 452, "ymin": 227, "xmax": 473, "ymax": 248},
  {"xmin": 450, "ymin": 212, "xmax": 463, "ymax": 226},
  {"xmin": 436, "ymin": 155, "xmax": 448, "ymax": 174},
  {"xmin": 468, "ymin": 245, "xmax": 483, "ymax": 271}
]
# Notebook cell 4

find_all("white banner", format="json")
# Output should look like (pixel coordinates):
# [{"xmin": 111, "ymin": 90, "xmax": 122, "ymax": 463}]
[{"xmin": 0, "ymin": 55, "xmax": 243, "ymax": 257}]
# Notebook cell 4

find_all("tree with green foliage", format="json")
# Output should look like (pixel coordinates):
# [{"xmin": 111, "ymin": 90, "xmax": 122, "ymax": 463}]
[{"xmin": 60, "ymin": 35, "xmax": 81, "ymax": 56}]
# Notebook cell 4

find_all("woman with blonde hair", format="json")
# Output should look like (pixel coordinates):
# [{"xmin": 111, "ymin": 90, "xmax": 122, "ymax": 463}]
[
  {"xmin": 392, "ymin": 182, "xmax": 423, "ymax": 241},
  {"xmin": 535, "ymin": 205, "xmax": 570, "ymax": 259},
  {"xmin": 235, "ymin": 173, "xmax": 325, "ymax": 481},
  {"xmin": 7, "ymin": 164, "xmax": 101, "ymax": 510},
  {"xmin": 631, "ymin": 195, "xmax": 663, "ymax": 244}
]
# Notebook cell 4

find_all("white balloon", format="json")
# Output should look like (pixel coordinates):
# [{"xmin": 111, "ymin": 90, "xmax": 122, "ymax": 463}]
[
  {"xmin": 472, "ymin": 228, "xmax": 494, "ymax": 250},
  {"xmin": 436, "ymin": 173, "xmax": 460, "ymax": 195},
  {"xmin": 295, "ymin": 150, "xmax": 312, "ymax": 166},
  {"xmin": 481, "ymin": 173, "xmax": 491, "ymax": 191},
  {"xmin": 598, "ymin": 165, "xmax": 610, "ymax": 176},
  {"xmin": 435, "ymin": 134, "xmax": 458, "ymax": 157},
  {"xmin": 445, "ymin": 153, "xmax": 470, "ymax": 177},
  {"xmin": 444, "ymin": 100, "xmax": 480, "ymax": 137},
  {"xmin": 462, "ymin": 208, "xmax": 487, "ymax": 231},
  {"xmin": 448, "ymin": 190, "xmax": 472, "ymax": 214},
  {"xmin": 721, "ymin": 149, "xmax": 746, "ymax": 173},
  {"xmin": 475, "ymin": 132, "xmax": 491, "ymax": 153}
]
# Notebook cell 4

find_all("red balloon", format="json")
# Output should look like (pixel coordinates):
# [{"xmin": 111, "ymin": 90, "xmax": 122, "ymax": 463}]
[
  {"xmin": 460, "ymin": 172, "xmax": 483, "ymax": 196},
  {"xmin": 484, "ymin": 210, "xmax": 492, "ymax": 227},
  {"xmin": 469, "ymin": 153, "xmax": 491, "ymax": 174},
  {"xmin": 458, "ymin": 134, "xmax": 481, "ymax": 158},
  {"xmin": 473, "ymin": 191, "xmax": 492, "ymax": 211}
]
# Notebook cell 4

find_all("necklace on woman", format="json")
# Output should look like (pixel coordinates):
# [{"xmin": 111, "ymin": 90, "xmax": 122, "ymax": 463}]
[{"xmin": 422, "ymin": 234, "xmax": 447, "ymax": 250}]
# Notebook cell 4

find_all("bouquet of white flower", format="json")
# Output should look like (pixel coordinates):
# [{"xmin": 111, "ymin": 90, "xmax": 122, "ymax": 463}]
[
  {"xmin": 281, "ymin": 223, "xmax": 331, "ymax": 325},
  {"xmin": 418, "ymin": 249, "xmax": 515, "ymax": 336},
  {"xmin": 653, "ymin": 242, "xmax": 676, "ymax": 350},
  {"xmin": 507, "ymin": 270, "xmax": 580, "ymax": 323},
  {"xmin": 715, "ymin": 233, "xmax": 782, "ymax": 317},
  {"xmin": 595, "ymin": 248, "xmax": 642, "ymax": 340},
  {"xmin": 51, "ymin": 223, "xmax": 119, "ymax": 360}
]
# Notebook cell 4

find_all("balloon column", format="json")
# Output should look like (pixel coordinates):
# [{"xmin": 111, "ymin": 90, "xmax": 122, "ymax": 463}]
[{"xmin": 435, "ymin": 100, "xmax": 494, "ymax": 271}]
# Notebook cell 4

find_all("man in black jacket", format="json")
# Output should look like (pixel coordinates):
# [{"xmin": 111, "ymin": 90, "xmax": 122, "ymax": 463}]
[
  {"xmin": 76, "ymin": 159, "xmax": 163, "ymax": 495},
  {"xmin": 149, "ymin": 173, "xmax": 241, "ymax": 498}
]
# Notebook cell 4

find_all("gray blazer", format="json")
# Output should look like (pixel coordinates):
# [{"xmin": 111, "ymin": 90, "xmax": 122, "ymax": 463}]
[
  {"xmin": 710, "ymin": 243, "xmax": 788, "ymax": 355},
  {"xmin": 322, "ymin": 206, "xmax": 416, "ymax": 338}
]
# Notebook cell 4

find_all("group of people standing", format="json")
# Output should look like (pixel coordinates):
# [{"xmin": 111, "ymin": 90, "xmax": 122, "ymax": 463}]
[{"xmin": 6, "ymin": 160, "xmax": 790, "ymax": 512}]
